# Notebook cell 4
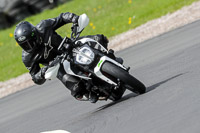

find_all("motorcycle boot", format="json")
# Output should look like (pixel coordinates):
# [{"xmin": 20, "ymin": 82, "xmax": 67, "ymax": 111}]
[
  {"xmin": 87, "ymin": 86, "xmax": 99, "ymax": 103},
  {"xmin": 89, "ymin": 91, "xmax": 98, "ymax": 103},
  {"xmin": 57, "ymin": 65, "xmax": 87, "ymax": 100}
]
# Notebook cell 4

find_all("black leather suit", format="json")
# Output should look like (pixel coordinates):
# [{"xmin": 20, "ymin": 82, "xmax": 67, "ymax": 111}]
[{"xmin": 22, "ymin": 12, "xmax": 108, "ymax": 97}]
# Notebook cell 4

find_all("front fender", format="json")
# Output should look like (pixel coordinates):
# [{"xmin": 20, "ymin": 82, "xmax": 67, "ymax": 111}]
[{"xmin": 94, "ymin": 56, "xmax": 127, "ymax": 85}]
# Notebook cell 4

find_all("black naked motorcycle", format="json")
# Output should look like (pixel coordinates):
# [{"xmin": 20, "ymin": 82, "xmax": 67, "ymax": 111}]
[{"xmin": 45, "ymin": 14, "xmax": 146, "ymax": 102}]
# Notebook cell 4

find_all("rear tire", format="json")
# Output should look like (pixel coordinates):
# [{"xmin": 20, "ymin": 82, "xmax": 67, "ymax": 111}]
[{"xmin": 101, "ymin": 62, "xmax": 146, "ymax": 94}]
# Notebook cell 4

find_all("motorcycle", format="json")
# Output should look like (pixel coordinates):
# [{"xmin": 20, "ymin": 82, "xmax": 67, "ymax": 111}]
[{"xmin": 45, "ymin": 14, "xmax": 146, "ymax": 102}]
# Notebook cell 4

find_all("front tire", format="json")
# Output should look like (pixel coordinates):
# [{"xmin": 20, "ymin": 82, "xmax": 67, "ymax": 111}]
[{"xmin": 101, "ymin": 62, "xmax": 146, "ymax": 94}]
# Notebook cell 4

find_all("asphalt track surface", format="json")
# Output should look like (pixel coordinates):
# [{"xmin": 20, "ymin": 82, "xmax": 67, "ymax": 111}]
[{"xmin": 1, "ymin": 20, "xmax": 200, "ymax": 133}]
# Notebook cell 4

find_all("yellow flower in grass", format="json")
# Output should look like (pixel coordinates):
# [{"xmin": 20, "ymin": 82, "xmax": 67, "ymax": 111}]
[
  {"xmin": 98, "ymin": 6, "xmax": 102, "ymax": 9},
  {"xmin": 92, "ymin": 26, "xmax": 96, "ymax": 30},
  {"xmin": 128, "ymin": 0, "xmax": 132, "ymax": 4},
  {"xmin": 90, "ymin": 22, "xmax": 94, "ymax": 27},
  {"xmin": 112, "ymin": 27, "xmax": 115, "ymax": 31},
  {"xmin": 128, "ymin": 17, "xmax": 133, "ymax": 24},
  {"xmin": 9, "ymin": 33, "xmax": 14, "ymax": 37},
  {"xmin": 93, "ymin": 8, "xmax": 97, "ymax": 12}
]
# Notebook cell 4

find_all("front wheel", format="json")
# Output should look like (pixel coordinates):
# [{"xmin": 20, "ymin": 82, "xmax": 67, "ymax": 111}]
[{"xmin": 101, "ymin": 62, "xmax": 146, "ymax": 94}]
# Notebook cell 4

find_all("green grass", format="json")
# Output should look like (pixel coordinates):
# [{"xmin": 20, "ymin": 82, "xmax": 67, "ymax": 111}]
[{"xmin": 0, "ymin": 0, "xmax": 198, "ymax": 81}]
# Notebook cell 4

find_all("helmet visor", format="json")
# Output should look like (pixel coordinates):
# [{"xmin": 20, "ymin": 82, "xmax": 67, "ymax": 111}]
[{"xmin": 19, "ymin": 38, "xmax": 37, "ymax": 53}]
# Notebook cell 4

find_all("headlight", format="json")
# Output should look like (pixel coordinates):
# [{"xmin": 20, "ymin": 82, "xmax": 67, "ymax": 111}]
[{"xmin": 76, "ymin": 47, "xmax": 95, "ymax": 65}]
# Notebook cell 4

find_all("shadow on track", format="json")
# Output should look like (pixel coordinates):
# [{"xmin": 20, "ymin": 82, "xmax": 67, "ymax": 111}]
[
  {"xmin": 146, "ymin": 73, "xmax": 185, "ymax": 92},
  {"xmin": 94, "ymin": 73, "xmax": 185, "ymax": 112},
  {"xmin": 95, "ymin": 93, "xmax": 138, "ymax": 112}
]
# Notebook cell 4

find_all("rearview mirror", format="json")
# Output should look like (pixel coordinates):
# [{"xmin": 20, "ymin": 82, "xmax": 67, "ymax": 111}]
[{"xmin": 77, "ymin": 14, "xmax": 89, "ymax": 33}]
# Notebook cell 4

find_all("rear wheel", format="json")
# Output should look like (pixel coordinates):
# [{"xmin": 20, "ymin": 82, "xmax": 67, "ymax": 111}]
[{"xmin": 101, "ymin": 62, "xmax": 146, "ymax": 94}]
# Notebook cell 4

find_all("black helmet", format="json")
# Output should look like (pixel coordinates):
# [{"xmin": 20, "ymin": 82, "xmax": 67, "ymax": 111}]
[{"xmin": 14, "ymin": 21, "xmax": 39, "ymax": 53}]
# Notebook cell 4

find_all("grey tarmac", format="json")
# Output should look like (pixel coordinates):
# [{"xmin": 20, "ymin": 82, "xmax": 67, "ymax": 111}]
[{"xmin": 0, "ymin": 20, "xmax": 200, "ymax": 133}]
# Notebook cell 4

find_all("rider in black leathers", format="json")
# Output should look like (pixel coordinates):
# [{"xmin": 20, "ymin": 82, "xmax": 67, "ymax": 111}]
[{"xmin": 14, "ymin": 12, "xmax": 109, "ymax": 102}]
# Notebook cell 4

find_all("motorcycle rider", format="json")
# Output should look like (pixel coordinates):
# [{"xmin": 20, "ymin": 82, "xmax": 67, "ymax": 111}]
[{"xmin": 14, "ymin": 12, "xmax": 113, "ymax": 103}]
